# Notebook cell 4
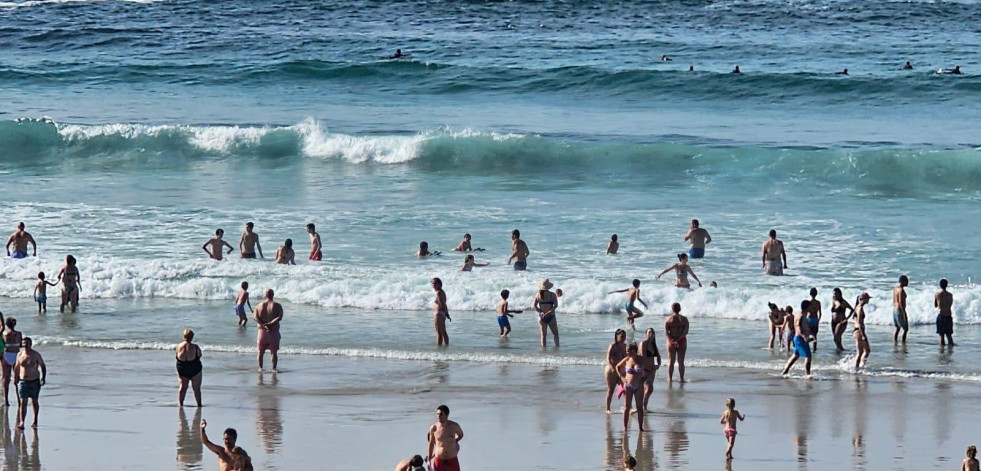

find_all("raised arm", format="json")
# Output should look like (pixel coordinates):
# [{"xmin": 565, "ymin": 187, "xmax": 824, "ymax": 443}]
[
  {"xmin": 200, "ymin": 421, "xmax": 225, "ymax": 456},
  {"xmin": 608, "ymin": 288, "xmax": 628, "ymax": 294}
]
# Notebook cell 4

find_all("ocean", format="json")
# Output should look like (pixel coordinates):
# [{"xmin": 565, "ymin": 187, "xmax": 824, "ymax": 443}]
[{"xmin": 0, "ymin": 0, "xmax": 979, "ymax": 469}]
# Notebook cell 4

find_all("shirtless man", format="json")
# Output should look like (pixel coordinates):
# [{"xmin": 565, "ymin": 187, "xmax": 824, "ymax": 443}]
[
  {"xmin": 935, "ymin": 278, "xmax": 955, "ymax": 347},
  {"xmin": 201, "ymin": 420, "xmax": 254, "ymax": 471},
  {"xmin": 782, "ymin": 300, "xmax": 813, "ymax": 377},
  {"xmin": 453, "ymin": 234, "xmax": 473, "ymax": 252},
  {"xmin": 805, "ymin": 288, "xmax": 822, "ymax": 351},
  {"xmin": 427, "ymin": 405, "xmax": 464, "ymax": 471},
  {"xmin": 664, "ymin": 303, "xmax": 689, "ymax": 383},
  {"xmin": 13, "ymin": 338, "xmax": 46, "ymax": 430},
  {"xmin": 395, "ymin": 455, "xmax": 425, "ymax": 471},
  {"xmin": 893, "ymin": 275, "xmax": 909, "ymax": 343},
  {"xmin": 683, "ymin": 219, "xmax": 712, "ymax": 259},
  {"xmin": 761, "ymin": 229, "xmax": 787, "ymax": 276},
  {"xmin": 606, "ymin": 234, "xmax": 619, "ymax": 254},
  {"xmin": 275, "ymin": 239, "xmax": 296, "ymax": 265},
  {"xmin": 254, "ymin": 289, "xmax": 284, "ymax": 372},
  {"xmin": 5, "ymin": 222, "xmax": 36, "ymax": 259},
  {"xmin": 608, "ymin": 279, "xmax": 647, "ymax": 329},
  {"xmin": 203, "ymin": 229, "xmax": 234, "ymax": 261},
  {"xmin": 432, "ymin": 278, "xmax": 450, "ymax": 347},
  {"xmin": 238, "ymin": 222, "xmax": 263, "ymax": 259},
  {"xmin": 306, "ymin": 223, "xmax": 322, "ymax": 261},
  {"xmin": 507, "ymin": 229, "xmax": 530, "ymax": 271}
]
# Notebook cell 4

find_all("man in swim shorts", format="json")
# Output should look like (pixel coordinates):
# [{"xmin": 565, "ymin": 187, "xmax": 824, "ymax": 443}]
[
  {"xmin": 5, "ymin": 222, "xmax": 36, "ymax": 259},
  {"xmin": 427, "ymin": 405, "xmax": 464, "ymax": 471},
  {"xmin": 684, "ymin": 219, "xmax": 712, "ymax": 259},
  {"xmin": 761, "ymin": 229, "xmax": 787, "ymax": 276},
  {"xmin": 239, "ymin": 222, "xmax": 263, "ymax": 258},
  {"xmin": 507, "ymin": 229, "xmax": 530, "ymax": 270},
  {"xmin": 202, "ymin": 229, "xmax": 234, "ymax": 261},
  {"xmin": 254, "ymin": 289, "xmax": 284, "ymax": 372},
  {"xmin": 893, "ymin": 275, "xmax": 909, "ymax": 343},
  {"xmin": 13, "ymin": 337, "xmax": 46, "ymax": 430},
  {"xmin": 781, "ymin": 301, "xmax": 813, "ymax": 377},
  {"xmin": 935, "ymin": 278, "xmax": 955, "ymax": 347},
  {"xmin": 664, "ymin": 303, "xmax": 689, "ymax": 383},
  {"xmin": 307, "ymin": 223, "xmax": 322, "ymax": 261}
]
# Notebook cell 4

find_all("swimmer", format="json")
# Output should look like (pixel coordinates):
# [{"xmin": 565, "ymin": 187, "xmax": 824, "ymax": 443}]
[
  {"xmin": 664, "ymin": 303, "xmax": 689, "ymax": 383},
  {"xmin": 234, "ymin": 282, "xmax": 253, "ymax": 328},
  {"xmin": 507, "ymin": 229, "xmax": 530, "ymax": 270},
  {"xmin": 604, "ymin": 329, "xmax": 628, "ymax": 413},
  {"xmin": 497, "ymin": 290, "xmax": 522, "ymax": 338},
  {"xmin": 5, "ymin": 222, "xmax": 36, "ymax": 258},
  {"xmin": 307, "ymin": 223, "xmax": 322, "ymax": 261},
  {"xmin": 852, "ymin": 293, "xmax": 871, "ymax": 369},
  {"xmin": 432, "ymin": 278, "xmax": 450, "ymax": 347},
  {"xmin": 239, "ymin": 222, "xmax": 263, "ymax": 258},
  {"xmin": 935, "ymin": 278, "xmax": 955, "ymax": 347},
  {"xmin": 606, "ymin": 234, "xmax": 619, "ymax": 254},
  {"xmin": 688, "ymin": 65, "xmax": 694, "ymax": 72},
  {"xmin": 732, "ymin": 65, "xmax": 741, "ymax": 74},
  {"xmin": 835, "ymin": 68, "xmax": 849, "ymax": 75},
  {"xmin": 936, "ymin": 65, "xmax": 962, "ymax": 75},
  {"xmin": 781, "ymin": 300, "xmax": 813, "ymax": 377},
  {"xmin": 720, "ymin": 397, "xmax": 746, "ymax": 460},
  {"xmin": 453, "ymin": 233, "xmax": 474, "ymax": 252},
  {"xmin": 33, "ymin": 272, "xmax": 57, "ymax": 314},
  {"xmin": 417, "ymin": 241, "xmax": 433, "ymax": 258},
  {"xmin": 389, "ymin": 49, "xmax": 411, "ymax": 59},
  {"xmin": 534, "ymin": 279, "xmax": 559, "ymax": 347},
  {"xmin": 761, "ymin": 229, "xmax": 787, "ymax": 275},
  {"xmin": 275, "ymin": 239, "xmax": 296, "ymax": 265},
  {"xmin": 56, "ymin": 254, "xmax": 81, "ymax": 313},
  {"xmin": 893, "ymin": 275, "xmax": 909, "ymax": 343},
  {"xmin": 683, "ymin": 219, "xmax": 711, "ymax": 259},
  {"xmin": 608, "ymin": 279, "xmax": 648, "ymax": 329},
  {"xmin": 805, "ymin": 288, "xmax": 822, "ymax": 351},
  {"xmin": 830, "ymin": 288, "xmax": 854, "ymax": 352},
  {"xmin": 710, "ymin": 281, "xmax": 718, "ymax": 288},
  {"xmin": 661, "ymin": 55, "xmax": 672, "ymax": 62},
  {"xmin": 656, "ymin": 253, "xmax": 702, "ymax": 289},
  {"xmin": 899, "ymin": 61, "xmax": 913, "ymax": 70},
  {"xmin": 202, "ymin": 229, "xmax": 234, "ymax": 261},
  {"xmin": 460, "ymin": 254, "xmax": 489, "ymax": 272}
]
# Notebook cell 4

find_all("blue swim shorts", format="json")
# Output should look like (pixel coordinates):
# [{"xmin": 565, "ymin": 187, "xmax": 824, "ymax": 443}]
[
  {"xmin": 497, "ymin": 315, "xmax": 510, "ymax": 329},
  {"xmin": 688, "ymin": 247, "xmax": 705, "ymax": 259},
  {"xmin": 793, "ymin": 335, "xmax": 811, "ymax": 358}
]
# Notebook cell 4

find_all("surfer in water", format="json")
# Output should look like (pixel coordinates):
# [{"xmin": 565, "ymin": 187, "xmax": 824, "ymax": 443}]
[
  {"xmin": 835, "ymin": 68, "xmax": 849, "ymax": 75},
  {"xmin": 389, "ymin": 49, "xmax": 410, "ymax": 59},
  {"xmin": 899, "ymin": 61, "xmax": 913, "ymax": 70},
  {"xmin": 936, "ymin": 65, "xmax": 962, "ymax": 75},
  {"xmin": 661, "ymin": 55, "xmax": 672, "ymax": 62},
  {"xmin": 731, "ymin": 65, "xmax": 741, "ymax": 74}
]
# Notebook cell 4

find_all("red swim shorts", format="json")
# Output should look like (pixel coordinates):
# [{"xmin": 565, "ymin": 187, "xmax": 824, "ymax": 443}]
[
  {"xmin": 433, "ymin": 456, "xmax": 460, "ymax": 471},
  {"xmin": 310, "ymin": 251, "xmax": 322, "ymax": 261},
  {"xmin": 257, "ymin": 328, "xmax": 281, "ymax": 352}
]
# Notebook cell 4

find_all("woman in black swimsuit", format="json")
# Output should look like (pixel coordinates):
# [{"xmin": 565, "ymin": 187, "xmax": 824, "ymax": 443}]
[
  {"xmin": 176, "ymin": 328, "xmax": 203, "ymax": 407},
  {"xmin": 830, "ymin": 288, "xmax": 854, "ymax": 352},
  {"xmin": 56, "ymin": 254, "xmax": 82, "ymax": 313}
]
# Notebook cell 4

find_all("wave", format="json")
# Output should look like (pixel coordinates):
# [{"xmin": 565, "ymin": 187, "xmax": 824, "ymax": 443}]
[
  {"xmin": 1, "ymin": 118, "xmax": 980, "ymax": 193},
  {"xmin": 2, "ymin": 254, "xmax": 979, "ymax": 326}
]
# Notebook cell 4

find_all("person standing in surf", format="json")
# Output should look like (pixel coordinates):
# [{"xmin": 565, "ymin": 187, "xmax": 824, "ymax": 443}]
[
  {"xmin": 238, "ymin": 222, "xmax": 263, "ymax": 259},
  {"xmin": 202, "ymin": 229, "xmax": 234, "ymax": 261},
  {"xmin": 830, "ymin": 288, "xmax": 853, "ymax": 352},
  {"xmin": 606, "ymin": 234, "xmax": 619, "ymax": 254},
  {"xmin": 935, "ymin": 278, "xmax": 955, "ymax": 347},
  {"xmin": 761, "ymin": 229, "xmax": 787, "ymax": 276},
  {"xmin": 508, "ymin": 229, "xmax": 530, "ymax": 270},
  {"xmin": 683, "ymin": 219, "xmax": 712, "ymax": 259},
  {"xmin": 534, "ymin": 279, "xmax": 559, "ymax": 347},
  {"xmin": 496, "ymin": 290, "xmax": 521, "ymax": 338},
  {"xmin": 275, "ymin": 239, "xmax": 296, "ymax": 265},
  {"xmin": 307, "ymin": 223, "xmax": 322, "ymax": 261},
  {"xmin": 453, "ymin": 233, "xmax": 475, "ymax": 252},
  {"xmin": 656, "ymin": 253, "xmax": 702, "ymax": 289},
  {"xmin": 254, "ymin": 289, "xmax": 283, "ymax": 372},
  {"xmin": 175, "ymin": 328, "xmax": 203, "ymax": 407},
  {"xmin": 664, "ymin": 303, "xmax": 689, "ymax": 383},
  {"xmin": 604, "ymin": 329, "xmax": 628, "ymax": 413},
  {"xmin": 2, "ymin": 318, "xmax": 22, "ymax": 407},
  {"xmin": 432, "ymin": 278, "xmax": 450, "ymax": 347},
  {"xmin": 767, "ymin": 303, "xmax": 784, "ymax": 349},
  {"xmin": 56, "ymin": 254, "xmax": 82, "ymax": 313},
  {"xmin": 852, "ymin": 293, "xmax": 871, "ymax": 369},
  {"xmin": 5, "ymin": 222, "xmax": 36, "ymax": 259},
  {"xmin": 782, "ymin": 300, "xmax": 813, "ymax": 377},
  {"xmin": 805, "ymin": 288, "xmax": 822, "ymax": 352},
  {"xmin": 893, "ymin": 275, "xmax": 910, "ymax": 344},
  {"xmin": 608, "ymin": 279, "xmax": 648, "ymax": 329}
]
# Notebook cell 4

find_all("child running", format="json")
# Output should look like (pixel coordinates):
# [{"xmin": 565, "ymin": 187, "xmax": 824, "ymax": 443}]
[
  {"xmin": 720, "ymin": 397, "xmax": 746, "ymax": 460},
  {"xmin": 234, "ymin": 282, "xmax": 253, "ymax": 327},
  {"xmin": 608, "ymin": 279, "xmax": 647, "ymax": 330},
  {"xmin": 964, "ymin": 445, "xmax": 979, "ymax": 471},
  {"xmin": 33, "ymin": 272, "xmax": 57, "ymax": 314},
  {"xmin": 497, "ymin": 290, "xmax": 522, "ymax": 338}
]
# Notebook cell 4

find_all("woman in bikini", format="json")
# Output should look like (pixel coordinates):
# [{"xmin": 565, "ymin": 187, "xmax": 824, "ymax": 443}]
[
  {"xmin": 616, "ymin": 344, "xmax": 656, "ymax": 431},
  {"xmin": 830, "ymin": 288, "xmax": 854, "ymax": 352},
  {"xmin": 640, "ymin": 328, "xmax": 662, "ymax": 412},
  {"xmin": 57, "ymin": 254, "xmax": 82, "ymax": 313},
  {"xmin": 534, "ymin": 279, "xmax": 559, "ymax": 347},
  {"xmin": 604, "ymin": 329, "xmax": 628, "ymax": 413},
  {"xmin": 432, "ymin": 278, "xmax": 450, "ymax": 347},
  {"xmin": 656, "ymin": 253, "xmax": 702, "ymax": 289},
  {"xmin": 853, "ymin": 292, "xmax": 872, "ymax": 369},
  {"xmin": 2, "ymin": 317, "xmax": 22, "ymax": 406},
  {"xmin": 176, "ymin": 328, "xmax": 203, "ymax": 407}
]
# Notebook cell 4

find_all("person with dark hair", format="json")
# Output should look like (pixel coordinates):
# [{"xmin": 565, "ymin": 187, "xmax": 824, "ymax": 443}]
[
  {"xmin": 5, "ymin": 222, "xmax": 36, "ymax": 258},
  {"xmin": 496, "ymin": 290, "xmax": 521, "ymax": 338},
  {"xmin": 604, "ymin": 329, "xmax": 628, "ymax": 413},
  {"xmin": 275, "ymin": 239, "xmax": 295, "ymax": 265},
  {"xmin": 805, "ymin": 288, "xmax": 822, "ymax": 351},
  {"xmin": 460, "ymin": 254, "xmax": 488, "ymax": 271},
  {"xmin": 830, "ymin": 288, "xmax": 854, "ymax": 352},
  {"xmin": 762, "ymin": 229, "xmax": 786, "ymax": 275},
  {"xmin": 893, "ymin": 275, "xmax": 909, "ymax": 343},
  {"xmin": 432, "ymin": 278, "xmax": 450, "ymax": 346},
  {"xmin": 13, "ymin": 337, "xmax": 46, "ymax": 430},
  {"xmin": 2, "ymin": 317, "xmax": 22, "ymax": 406},
  {"xmin": 767, "ymin": 303, "xmax": 784, "ymax": 349},
  {"xmin": 608, "ymin": 279, "xmax": 648, "ymax": 329},
  {"xmin": 640, "ymin": 327, "xmax": 662, "ymax": 411},
  {"xmin": 616, "ymin": 343, "xmax": 656, "ymax": 431},
  {"xmin": 203, "ymin": 229, "xmax": 233, "ymax": 261},
  {"xmin": 656, "ymin": 253, "xmax": 702, "ymax": 289},
  {"xmin": 534, "ymin": 279, "xmax": 559, "ymax": 347},
  {"xmin": 684, "ymin": 219, "xmax": 711, "ymax": 259},
  {"xmin": 238, "ymin": 222, "xmax": 263, "ymax": 259},
  {"xmin": 453, "ymin": 233, "xmax": 473, "ymax": 252},
  {"xmin": 935, "ymin": 278, "xmax": 955, "ymax": 346},
  {"xmin": 664, "ymin": 303, "xmax": 689, "ymax": 383},
  {"xmin": 33, "ymin": 271, "xmax": 57, "ymax": 313},
  {"xmin": 507, "ymin": 229, "xmax": 530, "ymax": 270},
  {"xmin": 853, "ymin": 293, "xmax": 872, "ymax": 369},
  {"xmin": 427, "ymin": 405, "xmax": 464, "ymax": 471},
  {"xmin": 254, "ymin": 289, "xmax": 284, "ymax": 372},
  {"xmin": 201, "ymin": 420, "xmax": 253, "ymax": 471},
  {"xmin": 395, "ymin": 455, "xmax": 426, "ymax": 471},
  {"xmin": 417, "ymin": 241, "xmax": 434, "ymax": 258},
  {"xmin": 606, "ymin": 234, "xmax": 619, "ymax": 255},
  {"xmin": 782, "ymin": 300, "xmax": 813, "ymax": 377},
  {"xmin": 57, "ymin": 254, "xmax": 82, "ymax": 312},
  {"xmin": 307, "ymin": 223, "xmax": 322, "ymax": 261}
]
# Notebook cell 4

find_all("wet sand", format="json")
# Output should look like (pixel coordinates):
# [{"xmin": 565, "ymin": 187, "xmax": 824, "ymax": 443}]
[{"xmin": 3, "ymin": 345, "xmax": 974, "ymax": 470}]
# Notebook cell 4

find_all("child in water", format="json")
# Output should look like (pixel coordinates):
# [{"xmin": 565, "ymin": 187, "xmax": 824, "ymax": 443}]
[
  {"xmin": 965, "ymin": 446, "xmax": 979, "ymax": 471},
  {"xmin": 234, "ymin": 282, "xmax": 253, "ymax": 327},
  {"xmin": 230, "ymin": 446, "xmax": 252, "ymax": 471},
  {"xmin": 720, "ymin": 397, "xmax": 746, "ymax": 460},
  {"xmin": 33, "ymin": 272, "xmax": 57, "ymax": 313},
  {"xmin": 497, "ymin": 290, "xmax": 522, "ymax": 338},
  {"xmin": 460, "ymin": 255, "xmax": 489, "ymax": 272}
]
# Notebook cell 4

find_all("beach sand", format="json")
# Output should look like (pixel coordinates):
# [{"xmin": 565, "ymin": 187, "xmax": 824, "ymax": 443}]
[{"xmin": 2, "ymin": 345, "xmax": 973, "ymax": 471}]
